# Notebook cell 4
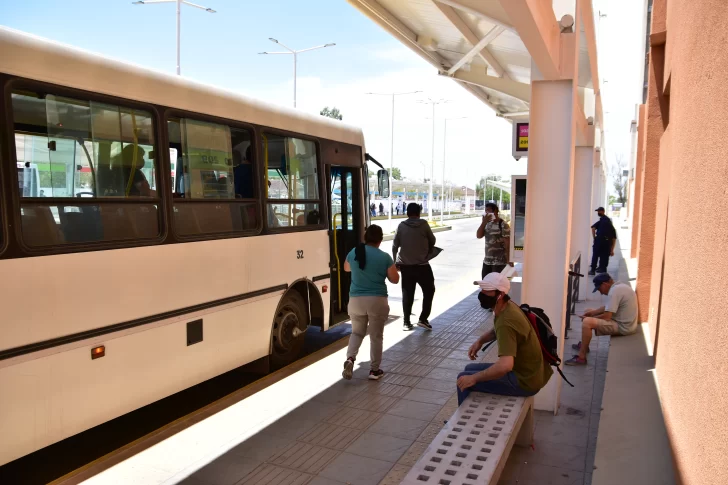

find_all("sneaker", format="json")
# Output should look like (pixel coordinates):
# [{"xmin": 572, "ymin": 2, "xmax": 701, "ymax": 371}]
[
  {"xmin": 417, "ymin": 320, "xmax": 433, "ymax": 331},
  {"xmin": 403, "ymin": 322, "xmax": 414, "ymax": 331},
  {"xmin": 368, "ymin": 369, "xmax": 385, "ymax": 380},
  {"xmin": 342, "ymin": 358, "xmax": 354, "ymax": 380},
  {"xmin": 571, "ymin": 341, "xmax": 591, "ymax": 353},
  {"xmin": 565, "ymin": 355, "xmax": 587, "ymax": 366},
  {"xmin": 588, "ymin": 270, "xmax": 596, "ymax": 276}
]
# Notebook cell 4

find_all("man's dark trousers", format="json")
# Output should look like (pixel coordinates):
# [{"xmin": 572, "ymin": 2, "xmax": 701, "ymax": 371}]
[
  {"xmin": 591, "ymin": 240, "xmax": 610, "ymax": 273},
  {"xmin": 482, "ymin": 264, "xmax": 507, "ymax": 279},
  {"xmin": 400, "ymin": 264, "xmax": 435, "ymax": 324}
]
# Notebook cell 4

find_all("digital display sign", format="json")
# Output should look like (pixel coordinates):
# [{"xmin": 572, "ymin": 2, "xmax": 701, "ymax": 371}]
[{"xmin": 512, "ymin": 122, "xmax": 529, "ymax": 158}]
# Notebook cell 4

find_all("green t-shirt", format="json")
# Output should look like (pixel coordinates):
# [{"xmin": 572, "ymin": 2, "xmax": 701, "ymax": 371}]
[
  {"xmin": 494, "ymin": 301, "xmax": 553, "ymax": 393},
  {"xmin": 346, "ymin": 245, "xmax": 394, "ymax": 297}
]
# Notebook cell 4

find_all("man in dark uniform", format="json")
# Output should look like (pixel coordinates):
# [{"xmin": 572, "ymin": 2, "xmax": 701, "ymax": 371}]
[{"xmin": 589, "ymin": 207, "xmax": 617, "ymax": 275}]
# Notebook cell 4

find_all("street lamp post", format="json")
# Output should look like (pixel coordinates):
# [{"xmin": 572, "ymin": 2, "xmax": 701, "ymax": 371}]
[
  {"xmin": 132, "ymin": 0, "xmax": 216, "ymax": 76},
  {"xmin": 441, "ymin": 116, "xmax": 468, "ymax": 224},
  {"xmin": 259, "ymin": 39, "xmax": 335, "ymax": 108},
  {"xmin": 366, "ymin": 91, "xmax": 420, "ymax": 232},
  {"xmin": 418, "ymin": 98, "xmax": 449, "ymax": 222}
]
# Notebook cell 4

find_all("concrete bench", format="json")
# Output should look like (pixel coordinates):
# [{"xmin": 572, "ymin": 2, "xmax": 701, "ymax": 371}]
[{"xmin": 401, "ymin": 393, "xmax": 534, "ymax": 485}]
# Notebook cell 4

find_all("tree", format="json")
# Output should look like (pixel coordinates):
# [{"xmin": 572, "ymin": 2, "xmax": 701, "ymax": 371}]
[
  {"xmin": 391, "ymin": 167, "xmax": 402, "ymax": 180},
  {"xmin": 320, "ymin": 106, "xmax": 343, "ymax": 120},
  {"xmin": 611, "ymin": 154, "xmax": 628, "ymax": 206},
  {"xmin": 475, "ymin": 175, "xmax": 511, "ymax": 205}
]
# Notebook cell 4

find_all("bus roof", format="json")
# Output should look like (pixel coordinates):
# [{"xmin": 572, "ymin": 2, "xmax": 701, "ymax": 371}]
[{"xmin": 0, "ymin": 27, "xmax": 365, "ymax": 148}]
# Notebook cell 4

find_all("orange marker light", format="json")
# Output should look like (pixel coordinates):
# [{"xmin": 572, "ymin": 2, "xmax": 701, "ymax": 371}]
[
  {"xmin": 91, "ymin": 345, "xmax": 105, "ymax": 360},
  {"xmin": 322, "ymin": 285, "xmax": 328, "ymax": 293}
]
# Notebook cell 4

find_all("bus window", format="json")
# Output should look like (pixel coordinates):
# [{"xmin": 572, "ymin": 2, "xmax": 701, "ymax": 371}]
[
  {"xmin": 168, "ymin": 117, "xmax": 258, "ymax": 237},
  {"xmin": 10, "ymin": 90, "xmax": 161, "ymax": 248},
  {"xmin": 264, "ymin": 134, "xmax": 320, "ymax": 228}
]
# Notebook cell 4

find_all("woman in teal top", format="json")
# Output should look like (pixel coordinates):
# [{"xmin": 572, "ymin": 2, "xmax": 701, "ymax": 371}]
[{"xmin": 342, "ymin": 225, "xmax": 400, "ymax": 380}]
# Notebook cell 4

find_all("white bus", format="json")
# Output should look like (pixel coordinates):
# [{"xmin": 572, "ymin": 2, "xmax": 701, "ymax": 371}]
[{"xmin": 0, "ymin": 27, "xmax": 389, "ymax": 466}]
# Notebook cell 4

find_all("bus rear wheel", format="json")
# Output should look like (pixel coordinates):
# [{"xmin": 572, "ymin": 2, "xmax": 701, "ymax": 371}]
[{"xmin": 270, "ymin": 291, "xmax": 307, "ymax": 369}]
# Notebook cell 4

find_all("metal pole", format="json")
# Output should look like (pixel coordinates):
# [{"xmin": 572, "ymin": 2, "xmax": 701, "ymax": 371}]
[
  {"xmin": 176, "ymin": 0, "xmax": 181, "ymax": 75},
  {"xmin": 293, "ymin": 52, "xmax": 297, "ymax": 108},
  {"xmin": 448, "ymin": 182, "xmax": 452, "ymax": 216},
  {"xmin": 389, "ymin": 94, "xmax": 394, "ymax": 231},
  {"xmin": 441, "ymin": 119, "xmax": 447, "ymax": 225},
  {"xmin": 429, "ymin": 102, "xmax": 435, "ymax": 222}
]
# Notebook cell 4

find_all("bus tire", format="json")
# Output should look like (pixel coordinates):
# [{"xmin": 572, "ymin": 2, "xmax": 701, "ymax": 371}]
[{"xmin": 270, "ymin": 290, "xmax": 307, "ymax": 369}]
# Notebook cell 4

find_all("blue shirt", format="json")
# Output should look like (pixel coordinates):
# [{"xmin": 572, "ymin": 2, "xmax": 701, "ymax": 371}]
[
  {"xmin": 591, "ymin": 216, "xmax": 616, "ymax": 242},
  {"xmin": 346, "ymin": 245, "xmax": 394, "ymax": 297}
]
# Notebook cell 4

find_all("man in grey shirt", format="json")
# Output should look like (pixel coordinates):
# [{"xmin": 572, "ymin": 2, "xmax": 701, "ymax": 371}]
[
  {"xmin": 566, "ymin": 273, "xmax": 639, "ymax": 365},
  {"xmin": 392, "ymin": 203, "xmax": 436, "ymax": 331}
]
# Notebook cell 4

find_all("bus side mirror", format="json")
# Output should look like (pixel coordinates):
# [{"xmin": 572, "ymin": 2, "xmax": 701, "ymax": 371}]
[{"xmin": 377, "ymin": 169, "xmax": 390, "ymax": 198}]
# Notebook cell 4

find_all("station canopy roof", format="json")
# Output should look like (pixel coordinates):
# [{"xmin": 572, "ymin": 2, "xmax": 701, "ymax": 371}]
[{"xmin": 348, "ymin": 0, "xmax": 596, "ymax": 118}]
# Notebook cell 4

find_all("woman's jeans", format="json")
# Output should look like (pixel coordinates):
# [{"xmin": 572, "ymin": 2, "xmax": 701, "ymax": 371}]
[{"xmin": 457, "ymin": 363, "xmax": 537, "ymax": 405}]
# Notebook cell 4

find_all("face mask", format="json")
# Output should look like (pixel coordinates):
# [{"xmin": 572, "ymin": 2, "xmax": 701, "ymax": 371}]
[{"xmin": 478, "ymin": 291, "xmax": 498, "ymax": 310}]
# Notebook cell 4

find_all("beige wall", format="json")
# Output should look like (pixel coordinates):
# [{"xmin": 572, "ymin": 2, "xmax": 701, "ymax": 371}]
[{"xmin": 634, "ymin": 0, "xmax": 728, "ymax": 483}]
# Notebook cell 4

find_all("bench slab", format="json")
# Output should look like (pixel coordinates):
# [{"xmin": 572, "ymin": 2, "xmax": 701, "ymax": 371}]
[{"xmin": 401, "ymin": 393, "xmax": 534, "ymax": 485}]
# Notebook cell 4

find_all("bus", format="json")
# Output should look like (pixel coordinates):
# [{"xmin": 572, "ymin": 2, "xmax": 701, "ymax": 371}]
[{"xmin": 0, "ymin": 27, "xmax": 389, "ymax": 466}]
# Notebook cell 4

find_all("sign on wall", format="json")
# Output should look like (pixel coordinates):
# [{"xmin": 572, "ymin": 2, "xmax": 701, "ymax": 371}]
[{"xmin": 512, "ymin": 122, "xmax": 529, "ymax": 159}]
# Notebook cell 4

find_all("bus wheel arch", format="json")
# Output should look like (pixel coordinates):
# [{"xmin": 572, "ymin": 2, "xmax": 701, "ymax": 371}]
[{"xmin": 269, "ymin": 280, "xmax": 323, "ymax": 369}]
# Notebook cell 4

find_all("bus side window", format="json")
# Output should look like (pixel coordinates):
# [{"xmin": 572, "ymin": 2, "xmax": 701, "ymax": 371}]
[
  {"xmin": 167, "ymin": 117, "xmax": 259, "ymax": 237},
  {"xmin": 264, "ymin": 134, "xmax": 321, "ymax": 230},
  {"xmin": 10, "ymin": 90, "xmax": 161, "ymax": 248}
]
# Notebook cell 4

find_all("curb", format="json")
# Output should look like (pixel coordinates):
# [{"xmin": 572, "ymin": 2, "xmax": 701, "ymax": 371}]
[{"xmin": 383, "ymin": 225, "xmax": 452, "ymax": 241}]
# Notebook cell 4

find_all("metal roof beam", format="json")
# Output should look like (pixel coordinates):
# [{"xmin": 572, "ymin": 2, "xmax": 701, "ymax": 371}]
[
  {"xmin": 434, "ymin": 2, "xmax": 506, "ymax": 78},
  {"xmin": 433, "ymin": 0, "xmax": 515, "ymax": 33},
  {"xmin": 440, "ymin": 69, "xmax": 531, "ymax": 103},
  {"xmin": 497, "ymin": 0, "xmax": 561, "ymax": 80},
  {"xmin": 348, "ymin": 0, "xmax": 449, "ymax": 68},
  {"xmin": 447, "ymin": 25, "xmax": 505, "ymax": 75}
]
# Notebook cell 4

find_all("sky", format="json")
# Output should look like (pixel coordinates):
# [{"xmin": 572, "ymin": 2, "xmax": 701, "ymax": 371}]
[{"xmin": 1, "ymin": 0, "xmax": 645, "ymax": 189}]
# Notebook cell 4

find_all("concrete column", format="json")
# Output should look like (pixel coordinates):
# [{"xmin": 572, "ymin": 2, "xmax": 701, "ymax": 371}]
[
  {"xmin": 521, "ymin": 79, "xmax": 576, "ymax": 412},
  {"xmin": 586, "ymin": 154, "xmax": 602, "ymax": 301},
  {"xmin": 572, "ymin": 147, "xmax": 594, "ymax": 301},
  {"xmin": 630, "ymin": 105, "xmax": 646, "ymax": 258}
]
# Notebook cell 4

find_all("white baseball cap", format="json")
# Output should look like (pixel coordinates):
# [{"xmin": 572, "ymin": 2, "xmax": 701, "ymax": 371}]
[{"xmin": 473, "ymin": 272, "xmax": 511, "ymax": 293}]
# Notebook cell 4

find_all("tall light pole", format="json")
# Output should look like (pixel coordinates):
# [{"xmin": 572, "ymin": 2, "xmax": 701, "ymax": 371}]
[
  {"xmin": 441, "ymin": 116, "xmax": 468, "ymax": 224},
  {"xmin": 260, "ymin": 39, "xmax": 335, "ymax": 108},
  {"xmin": 418, "ymin": 98, "xmax": 449, "ymax": 222},
  {"xmin": 366, "ymin": 91, "xmax": 420, "ymax": 232},
  {"xmin": 132, "ymin": 0, "xmax": 216, "ymax": 76}
]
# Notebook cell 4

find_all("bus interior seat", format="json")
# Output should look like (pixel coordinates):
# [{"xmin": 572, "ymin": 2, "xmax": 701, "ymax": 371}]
[
  {"xmin": 59, "ymin": 206, "xmax": 103, "ymax": 243},
  {"xmin": 21, "ymin": 205, "xmax": 64, "ymax": 246},
  {"xmin": 197, "ymin": 203, "xmax": 233, "ymax": 234},
  {"xmin": 173, "ymin": 203, "xmax": 202, "ymax": 236},
  {"xmin": 240, "ymin": 204, "xmax": 258, "ymax": 230},
  {"xmin": 128, "ymin": 204, "xmax": 159, "ymax": 239},
  {"xmin": 100, "ymin": 205, "xmax": 136, "ymax": 241}
]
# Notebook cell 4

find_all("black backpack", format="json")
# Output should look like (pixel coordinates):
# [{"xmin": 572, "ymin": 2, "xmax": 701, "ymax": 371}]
[
  {"xmin": 519, "ymin": 304, "xmax": 574, "ymax": 387},
  {"xmin": 479, "ymin": 302, "xmax": 574, "ymax": 387}
]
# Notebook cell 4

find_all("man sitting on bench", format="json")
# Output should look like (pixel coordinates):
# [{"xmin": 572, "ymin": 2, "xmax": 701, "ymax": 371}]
[
  {"xmin": 566, "ymin": 272, "xmax": 639, "ymax": 365},
  {"xmin": 456, "ymin": 273, "xmax": 553, "ymax": 405}
]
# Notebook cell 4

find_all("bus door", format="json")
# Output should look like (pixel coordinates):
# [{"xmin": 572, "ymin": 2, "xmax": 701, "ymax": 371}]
[{"xmin": 328, "ymin": 166, "xmax": 360, "ymax": 325}]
